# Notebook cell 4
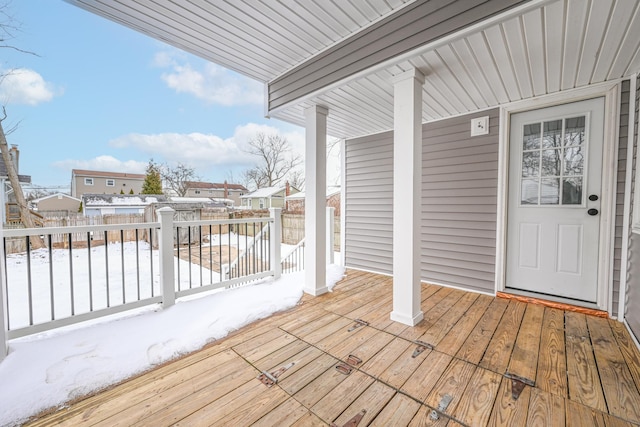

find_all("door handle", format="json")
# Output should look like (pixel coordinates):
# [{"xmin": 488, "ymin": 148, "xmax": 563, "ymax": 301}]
[
  {"xmin": 587, "ymin": 208, "xmax": 599, "ymax": 216},
  {"xmin": 589, "ymin": 194, "xmax": 599, "ymax": 201}
]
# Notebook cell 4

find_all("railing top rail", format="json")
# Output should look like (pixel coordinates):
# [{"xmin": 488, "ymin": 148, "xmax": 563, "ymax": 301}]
[
  {"xmin": 175, "ymin": 217, "xmax": 273, "ymax": 227},
  {"xmin": 2, "ymin": 222, "xmax": 161, "ymax": 238}
]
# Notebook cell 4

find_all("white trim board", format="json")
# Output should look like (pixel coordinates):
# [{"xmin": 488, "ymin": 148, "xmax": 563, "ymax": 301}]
[
  {"xmin": 618, "ymin": 75, "xmax": 638, "ymax": 320},
  {"xmin": 496, "ymin": 82, "xmax": 620, "ymax": 314}
]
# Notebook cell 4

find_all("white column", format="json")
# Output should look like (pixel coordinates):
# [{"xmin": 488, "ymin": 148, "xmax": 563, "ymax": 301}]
[
  {"xmin": 157, "ymin": 207, "xmax": 175, "ymax": 308},
  {"xmin": 304, "ymin": 105, "xmax": 328, "ymax": 296},
  {"xmin": 390, "ymin": 68, "xmax": 424, "ymax": 326}
]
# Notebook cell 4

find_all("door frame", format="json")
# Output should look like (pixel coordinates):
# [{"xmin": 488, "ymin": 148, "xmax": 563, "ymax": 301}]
[{"xmin": 496, "ymin": 82, "xmax": 620, "ymax": 313}]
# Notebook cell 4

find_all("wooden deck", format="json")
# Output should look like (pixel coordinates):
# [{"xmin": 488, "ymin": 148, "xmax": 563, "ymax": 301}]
[{"xmin": 28, "ymin": 270, "xmax": 640, "ymax": 426}]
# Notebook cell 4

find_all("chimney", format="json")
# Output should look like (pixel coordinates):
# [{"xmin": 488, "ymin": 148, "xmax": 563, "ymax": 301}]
[
  {"xmin": 285, "ymin": 181, "xmax": 290, "ymax": 211},
  {"xmin": 9, "ymin": 145, "xmax": 19, "ymax": 173},
  {"xmin": 224, "ymin": 180, "xmax": 228, "ymax": 199}
]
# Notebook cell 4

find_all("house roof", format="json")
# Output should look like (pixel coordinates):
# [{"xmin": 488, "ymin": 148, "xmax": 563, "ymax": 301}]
[
  {"xmin": 82, "ymin": 194, "xmax": 166, "ymax": 206},
  {"xmin": 286, "ymin": 188, "xmax": 340, "ymax": 201},
  {"xmin": 240, "ymin": 186, "xmax": 287, "ymax": 199},
  {"xmin": 64, "ymin": 0, "xmax": 640, "ymax": 140},
  {"xmin": 185, "ymin": 181, "xmax": 247, "ymax": 191},
  {"xmin": 0, "ymin": 160, "xmax": 31, "ymax": 183},
  {"xmin": 31, "ymin": 193, "xmax": 81, "ymax": 204},
  {"xmin": 72, "ymin": 169, "xmax": 145, "ymax": 180}
]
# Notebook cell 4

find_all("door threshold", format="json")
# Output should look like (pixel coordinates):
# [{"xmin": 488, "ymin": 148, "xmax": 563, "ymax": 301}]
[{"xmin": 497, "ymin": 291, "xmax": 608, "ymax": 318}]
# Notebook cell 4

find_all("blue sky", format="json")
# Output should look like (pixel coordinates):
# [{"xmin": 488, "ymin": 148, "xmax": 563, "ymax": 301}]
[{"xmin": 1, "ymin": 1, "xmax": 335, "ymax": 190}]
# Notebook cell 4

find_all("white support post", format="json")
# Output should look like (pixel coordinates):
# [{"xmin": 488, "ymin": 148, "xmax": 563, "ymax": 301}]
[
  {"xmin": 157, "ymin": 207, "xmax": 175, "ymax": 308},
  {"xmin": 327, "ymin": 207, "xmax": 335, "ymax": 264},
  {"xmin": 304, "ymin": 105, "xmax": 329, "ymax": 296},
  {"xmin": 270, "ymin": 208, "xmax": 282, "ymax": 280},
  {"xmin": 390, "ymin": 68, "xmax": 425, "ymax": 326},
  {"xmin": 0, "ymin": 226, "xmax": 7, "ymax": 362}
]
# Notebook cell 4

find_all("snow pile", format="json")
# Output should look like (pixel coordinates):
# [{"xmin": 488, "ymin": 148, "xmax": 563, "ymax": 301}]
[{"xmin": 0, "ymin": 264, "xmax": 345, "ymax": 427}]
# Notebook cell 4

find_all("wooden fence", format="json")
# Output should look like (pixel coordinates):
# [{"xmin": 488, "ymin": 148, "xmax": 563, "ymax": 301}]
[
  {"xmin": 281, "ymin": 213, "xmax": 341, "ymax": 251},
  {"xmin": 3, "ymin": 210, "xmax": 341, "ymax": 254},
  {"xmin": 4, "ymin": 214, "xmax": 146, "ymax": 254}
]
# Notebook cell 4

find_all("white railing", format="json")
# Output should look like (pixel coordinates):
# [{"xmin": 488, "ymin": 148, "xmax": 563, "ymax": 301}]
[
  {"xmin": 0, "ymin": 207, "xmax": 282, "ymax": 362},
  {"xmin": 223, "ymin": 221, "xmax": 270, "ymax": 282},
  {"xmin": 282, "ymin": 238, "xmax": 305, "ymax": 274}
]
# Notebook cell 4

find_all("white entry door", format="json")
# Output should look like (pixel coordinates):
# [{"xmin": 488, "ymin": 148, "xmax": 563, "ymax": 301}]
[{"xmin": 506, "ymin": 97, "xmax": 604, "ymax": 303}]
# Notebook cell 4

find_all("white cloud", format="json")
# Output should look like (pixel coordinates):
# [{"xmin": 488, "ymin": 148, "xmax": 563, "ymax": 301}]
[
  {"xmin": 108, "ymin": 123, "xmax": 304, "ymax": 172},
  {"xmin": 0, "ymin": 68, "xmax": 60, "ymax": 106},
  {"xmin": 153, "ymin": 51, "xmax": 263, "ymax": 106},
  {"xmin": 53, "ymin": 156, "xmax": 147, "ymax": 174}
]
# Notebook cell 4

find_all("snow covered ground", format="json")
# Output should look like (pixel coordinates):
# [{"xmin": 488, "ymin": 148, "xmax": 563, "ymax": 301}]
[{"xmin": 0, "ymin": 238, "xmax": 344, "ymax": 426}]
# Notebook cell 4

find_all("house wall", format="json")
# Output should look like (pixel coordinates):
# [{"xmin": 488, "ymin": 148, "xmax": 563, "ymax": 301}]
[
  {"xmin": 185, "ymin": 188, "xmax": 245, "ymax": 205},
  {"xmin": 344, "ymin": 109, "xmax": 500, "ymax": 287},
  {"xmin": 73, "ymin": 175, "xmax": 143, "ymax": 198},
  {"xmin": 345, "ymin": 84, "xmax": 630, "ymax": 304},
  {"xmin": 344, "ymin": 131, "xmax": 395, "ymax": 275},
  {"xmin": 35, "ymin": 196, "xmax": 81, "ymax": 213},
  {"xmin": 421, "ymin": 109, "xmax": 500, "ymax": 293},
  {"xmin": 626, "ymin": 75, "xmax": 640, "ymax": 341}
]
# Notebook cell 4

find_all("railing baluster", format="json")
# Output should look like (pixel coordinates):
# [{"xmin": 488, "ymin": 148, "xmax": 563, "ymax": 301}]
[
  {"xmin": 48, "ymin": 235, "xmax": 55, "ymax": 320},
  {"xmin": 105, "ymin": 231, "xmax": 110, "ymax": 308},
  {"xmin": 218, "ymin": 224, "xmax": 222, "ymax": 283},
  {"xmin": 175, "ymin": 227, "xmax": 180, "ymax": 291},
  {"xmin": 245, "ymin": 227, "xmax": 248, "ymax": 277},
  {"xmin": 87, "ymin": 232, "xmax": 93, "ymax": 312},
  {"xmin": 26, "ymin": 236, "xmax": 33, "ymax": 326},
  {"xmin": 135, "ymin": 229, "xmax": 140, "ymax": 301},
  {"xmin": 198, "ymin": 225, "xmax": 203, "ymax": 287},
  {"xmin": 208, "ymin": 225, "xmax": 213, "ymax": 285},
  {"xmin": 149, "ymin": 228, "xmax": 154, "ymax": 297},
  {"xmin": 187, "ymin": 226, "xmax": 192, "ymax": 289},
  {"xmin": 68, "ymin": 233, "xmax": 74, "ymax": 316},
  {"xmin": 121, "ymin": 230, "xmax": 125, "ymax": 304},
  {"xmin": 267, "ymin": 223, "xmax": 271, "ymax": 271}
]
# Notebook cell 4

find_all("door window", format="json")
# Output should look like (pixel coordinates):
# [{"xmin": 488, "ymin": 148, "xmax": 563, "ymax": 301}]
[{"xmin": 520, "ymin": 116, "xmax": 586, "ymax": 206}]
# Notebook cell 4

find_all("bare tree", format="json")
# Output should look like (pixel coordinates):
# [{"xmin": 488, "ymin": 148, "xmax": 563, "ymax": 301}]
[
  {"xmin": 242, "ymin": 133, "xmax": 301, "ymax": 189},
  {"xmin": 0, "ymin": 4, "xmax": 43, "ymax": 246},
  {"xmin": 0, "ymin": 110, "xmax": 43, "ymax": 247},
  {"xmin": 160, "ymin": 162, "xmax": 198, "ymax": 197},
  {"xmin": 0, "ymin": 2, "xmax": 35, "ymax": 56}
]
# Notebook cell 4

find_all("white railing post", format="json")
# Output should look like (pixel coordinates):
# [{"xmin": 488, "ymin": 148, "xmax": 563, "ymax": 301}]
[
  {"xmin": 0, "ymin": 229, "xmax": 7, "ymax": 362},
  {"xmin": 326, "ymin": 207, "xmax": 335, "ymax": 264},
  {"xmin": 270, "ymin": 208, "xmax": 282, "ymax": 280},
  {"xmin": 157, "ymin": 207, "xmax": 175, "ymax": 308}
]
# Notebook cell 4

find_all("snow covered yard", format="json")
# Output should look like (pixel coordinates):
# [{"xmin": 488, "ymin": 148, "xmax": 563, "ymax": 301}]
[{"xmin": 0, "ymin": 239, "xmax": 345, "ymax": 426}]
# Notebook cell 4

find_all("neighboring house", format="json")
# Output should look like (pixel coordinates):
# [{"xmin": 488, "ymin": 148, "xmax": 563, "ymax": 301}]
[
  {"xmin": 286, "ymin": 187, "xmax": 340, "ymax": 216},
  {"xmin": 30, "ymin": 193, "xmax": 81, "ymax": 216},
  {"xmin": 68, "ymin": 0, "xmax": 640, "ymax": 349},
  {"xmin": 183, "ymin": 181, "xmax": 247, "ymax": 206},
  {"xmin": 71, "ymin": 169, "xmax": 145, "ymax": 198},
  {"xmin": 240, "ymin": 184, "xmax": 299, "ymax": 210},
  {"xmin": 81, "ymin": 194, "xmax": 166, "ymax": 217},
  {"xmin": 168, "ymin": 197, "xmax": 228, "ymax": 210}
]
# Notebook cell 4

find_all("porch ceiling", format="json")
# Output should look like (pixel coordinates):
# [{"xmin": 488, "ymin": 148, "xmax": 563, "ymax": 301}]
[{"xmin": 66, "ymin": 0, "xmax": 640, "ymax": 139}]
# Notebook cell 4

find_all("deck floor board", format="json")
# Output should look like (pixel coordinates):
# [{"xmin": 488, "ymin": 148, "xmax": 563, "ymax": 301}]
[{"xmin": 27, "ymin": 269, "xmax": 640, "ymax": 426}]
